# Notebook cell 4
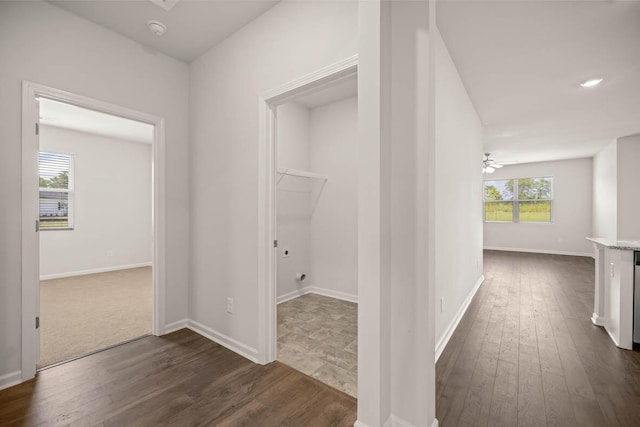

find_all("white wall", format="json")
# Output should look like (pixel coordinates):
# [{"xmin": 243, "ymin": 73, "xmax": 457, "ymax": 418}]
[
  {"xmin": 434, "ymin": 29, "xmax": 484, "ymax": 354},
  {"xmin": 309, "ymin": 96, "xmax": 358, "ymax": 299},
  {"xmin": 39, "ymin": 126, "xmax": 152, "ymax": 278},
  {"xmin": 592, "ymin": 141, "xmax": 618, "ymax": 239},
  {"xmin": 484, "ymin": 158, "xmax": 594, "ymax": 256},
  {"xmin": 0, "ymin": 1, "xmax": 189, "ymax": 381},
  {"xmin": 616, "ymin": 134, "xmax": 640, "ymax": 240},
  {"xmin": 189, "ymin": 0, "xmax": 358, "ymax": 359},
  {"xmin": 276, "ymin": 103, "xmax": 311, "ymax": 299}
]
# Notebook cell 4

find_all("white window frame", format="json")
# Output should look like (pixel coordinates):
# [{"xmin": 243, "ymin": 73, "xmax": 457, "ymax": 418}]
[
  {"xmin": 38, "ymin": 151, "xmax": 75, "ymax": 230},
  {"xmin": 483, "ymin": 176, "xmax": 554, "ymax": 223}
]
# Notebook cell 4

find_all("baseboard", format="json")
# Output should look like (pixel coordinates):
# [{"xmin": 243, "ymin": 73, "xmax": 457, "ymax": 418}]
[
  {"xmin": 355, "ymin": 415, "xmax": 438, "ymax": 427},
  {"xmin": 40, "ymin": 262, "xmax": 152, "ymax": 280},
  {"xmin": 277, "ymin": 288, "xmax": 308, "ymax": 304},
  {"xmin": 164, "ymin": 319, "xmax": 189, "ymax": 334},
  {"xmin": 187, "ymin": 319, "xmax": 259, "ymax": 363},
  {"xmin": 277, "ymin": 286, "xmax": 358, "ymax": 304},
  {"xmin": 591, "ymin": 313, "xmax": 605, "ymax": 327},
  {"xmin": 305, "ymin": 286, "xmax": 358, "ymax": 303},
  {"xmin": 483, "ymin": 246, "xmax": 593, "ymax": 258},
  {"xmin": 0, "ymin": 370, "xmax": 22, "ymax": 391},
  {"xmin": 604, "ymin": 325, "xmax": 620, "ymax": 347},
  {"xmin": 435, "ymin": 275, "xmax": 485, "ymax": 362}
]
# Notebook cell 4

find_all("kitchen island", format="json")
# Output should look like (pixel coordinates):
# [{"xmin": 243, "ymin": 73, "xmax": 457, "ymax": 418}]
[{"xmin": 587, "ymin": 237, "xmax": 639, "ymax": 350}]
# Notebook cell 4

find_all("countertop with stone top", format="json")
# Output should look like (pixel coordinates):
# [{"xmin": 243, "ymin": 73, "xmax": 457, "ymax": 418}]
[{"xmin": 587, "ymin": 237, "xmax": 640, "ymax": 251}]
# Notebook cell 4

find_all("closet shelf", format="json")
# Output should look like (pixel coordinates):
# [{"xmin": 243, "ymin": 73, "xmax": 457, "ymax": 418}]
[{"xmin": 277, "ymin": 168, "xmax": 328, "ymax": 181}]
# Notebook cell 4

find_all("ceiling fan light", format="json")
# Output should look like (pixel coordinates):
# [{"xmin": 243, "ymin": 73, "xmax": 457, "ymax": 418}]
[
  {"xmin": 484, "ymin": 166, "xmax": 495, "ymax": 174},
  {"xmin": 580, "ymin": 78, "xmax": 603, "ymax": 88}
]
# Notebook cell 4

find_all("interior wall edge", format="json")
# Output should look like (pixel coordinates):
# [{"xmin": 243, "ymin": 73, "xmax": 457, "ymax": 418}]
[{"xmin": 435, "ymin": 275, "xmax": 484, "ymax": 362}]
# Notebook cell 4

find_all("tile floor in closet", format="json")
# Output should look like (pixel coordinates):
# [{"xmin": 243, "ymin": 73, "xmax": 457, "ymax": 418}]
[{"xmin": 277, "ymin": 293, "xmax": 357, "ymax": 397}]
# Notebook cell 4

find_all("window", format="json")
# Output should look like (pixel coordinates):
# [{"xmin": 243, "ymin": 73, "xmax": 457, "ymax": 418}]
[
  {"xmin": 39, "ymin": 151, "xmax": 74, "ymax": 230},
  {"xmin": 484, "ymin": 177, "xmax": 553, "ymax": 223}
]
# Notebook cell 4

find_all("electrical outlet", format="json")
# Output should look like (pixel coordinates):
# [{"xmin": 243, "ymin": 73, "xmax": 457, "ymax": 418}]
[
  {"xmin": 107, "ymin": 250, "xmax": 113, "ymax": 257},
  {"xmin": 226, "ymin": 297, "xmax": 234, "ymax": 314},
  {"xmin": 282, "ymin": 248, "xmax": 290, "ymax": 258},
  {"xmin": 440, "ymin": 297, "xmax": 444, "ymax": 313}
]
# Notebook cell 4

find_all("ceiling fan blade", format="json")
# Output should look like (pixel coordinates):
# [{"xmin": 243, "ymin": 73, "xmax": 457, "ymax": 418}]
[{"xmin": 492, "ymin": 164, "xmax": 504, "ymax": 168}]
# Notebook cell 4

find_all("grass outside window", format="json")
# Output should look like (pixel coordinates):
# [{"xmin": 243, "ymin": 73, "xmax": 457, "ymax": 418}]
[
  {"xmin": 483, "ymin": 176, "xmax": 553, "ymax": 223},
  {"xmin": 485, "ymin": 201, "xmax": 513, "ymax": 222},
  {"xmin": 518, "ymin": 201, "xmax": 551, "ymax": 222}
]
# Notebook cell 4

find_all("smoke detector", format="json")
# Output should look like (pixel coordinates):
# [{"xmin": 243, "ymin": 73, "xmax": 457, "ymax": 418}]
[{"xmin": 147, "ymin": 20, "xmax": 167, "ymax": 37}]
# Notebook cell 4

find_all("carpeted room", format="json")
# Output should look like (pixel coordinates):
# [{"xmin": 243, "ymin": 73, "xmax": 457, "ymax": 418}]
[{"xmin": 37, "ymin": 101, "xmax": 154, "ymax": 368}]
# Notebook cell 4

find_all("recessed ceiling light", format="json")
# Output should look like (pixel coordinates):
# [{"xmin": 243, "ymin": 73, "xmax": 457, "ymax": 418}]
[
  {"xmin": 580, "ymin": 78, "xmax": 603, "ymax": 88},
  {"xmin": 147, "ymin": 20, "xmax": 167, "ymax": 37}
]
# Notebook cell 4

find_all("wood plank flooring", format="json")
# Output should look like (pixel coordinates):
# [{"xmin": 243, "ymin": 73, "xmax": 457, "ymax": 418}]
[
  {"xmin": 0, "ymin": 329, "xmax": 356, "ymax": 426},
  {"xmin": 437, "ymin": 250, "xmax": 640, "ymax": 427}
]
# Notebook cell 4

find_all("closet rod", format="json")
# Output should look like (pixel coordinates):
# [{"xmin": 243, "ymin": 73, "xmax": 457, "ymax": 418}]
[{"xmin": 277, "ymin": 168, "xmax": 328, "ymax": 181}]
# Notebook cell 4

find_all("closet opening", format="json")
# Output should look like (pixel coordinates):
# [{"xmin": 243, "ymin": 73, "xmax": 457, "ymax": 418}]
[{"xmin": 274, "ymin": 75, "xmax": 358, "ymax": 397}]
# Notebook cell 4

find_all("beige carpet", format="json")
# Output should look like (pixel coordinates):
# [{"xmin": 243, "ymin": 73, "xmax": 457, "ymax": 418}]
[{"xmin": 38, "ymin": 267, "xmax": 152, "ymax": 368}]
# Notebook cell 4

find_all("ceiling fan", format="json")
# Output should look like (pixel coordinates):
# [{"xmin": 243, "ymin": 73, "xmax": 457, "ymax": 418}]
[{"xmin": 482, "ymin": 152, "xmax": 504, "ymax": 174}]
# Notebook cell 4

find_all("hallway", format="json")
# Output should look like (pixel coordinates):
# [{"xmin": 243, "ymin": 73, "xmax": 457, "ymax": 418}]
[{"xmin": 437, "ymin": 250, "xmax": 640, "ymax": 426}]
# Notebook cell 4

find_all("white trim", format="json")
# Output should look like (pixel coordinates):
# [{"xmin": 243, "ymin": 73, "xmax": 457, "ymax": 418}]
[
  {"xmin": 435, "ymin": 275, "xmax": 485, "ymax": 362},
  {"xmin": 257, "ymin": 55, "xmax": 358, "ymax": 365},
  {"xmin": 187, "ymin": 320, "xmax": 259, "ymax": 363},
  {"xmin": 276, "ymin": 288, "xmax": 308, "ymax": 304},
  {"xmin": 277, "ymin": 286, "xmax": 358, "ymax": 305},
  {"xmin": 0, "ymin": 371, "xmax": 22, "ymax": 391},
  {"xmin": 591, "ymin": 313, "xmax": 605, "ymax": 327},
  {"xmin": 164, "ymin": 319, "xmax": 189, "ymax": 334},
  {"xmin": 389, "ymin": 414, "xmax": 415, "ymax": 427},
  {"xmin": 356, "ymin": 414, "xmax": 436, "ymax": 427},
  {"xmin": 21, "ymin": 81, "xmax": 166, "ymax": 383},
  {"xmin": 39, "ymin": 262, "xmax": 152, "ymax": 280},
  {"xmin": 604, "ymin": 325, "xmax": 620, "ymax": 347},
  {"xmin": 483, "ymin": 246, "xmax": 593, "ymax": 258},
  {"xmin": 305, "ymin": 286, "xmax": 358, "ymax": 304}
]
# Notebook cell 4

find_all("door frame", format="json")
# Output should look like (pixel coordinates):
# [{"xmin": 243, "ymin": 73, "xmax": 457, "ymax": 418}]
[
  {"xmin": 21, "ymin": 81, "xmax": 166, "ymax": 381},
  {"xmin": 256, "ymin": 55, "xmax": 358, "ymax": 364}
]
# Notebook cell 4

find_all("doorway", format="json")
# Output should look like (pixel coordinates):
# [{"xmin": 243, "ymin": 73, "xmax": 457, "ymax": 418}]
[
  {"xmin": 267, "ymin": 70, "xmax": 359, "ymax": 396},
  {"xmin": 36, "ymin": 99, "xmax": 154, "ymax": 368},
  {"xmin": 21, "ymin": 82, "xmax": 166, "ymax": 380}
]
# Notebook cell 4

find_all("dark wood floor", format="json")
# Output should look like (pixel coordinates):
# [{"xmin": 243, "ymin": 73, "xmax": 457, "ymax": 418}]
[
  {"xmin": 0, "ymin": 329, "xmax": 356, "ymax": 426},
  {"xmin": 437, "ymin": 250, "xmax": 640, "ymax": 427}
]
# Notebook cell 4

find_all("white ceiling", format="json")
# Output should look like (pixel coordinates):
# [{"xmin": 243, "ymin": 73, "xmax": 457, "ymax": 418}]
[
  {"xmin": 437, "ymin": 1, "xmax": 640, "ymax": 164},
  {"xmin": 40, "ymin": 98, "xmax": 155, "ymax": 144},
  {"xmin": 48, "ymin": 0, "xmax": 279, "ymax": 63},
  {"xmin": 294, "ymin": 77, "xmax": 358, "ymax": 110}
]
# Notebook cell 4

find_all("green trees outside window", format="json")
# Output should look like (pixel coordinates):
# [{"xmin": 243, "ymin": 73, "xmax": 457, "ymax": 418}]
[{"xmin": 484, "ymin": 177, "xmax": 553, "ymax": 223}]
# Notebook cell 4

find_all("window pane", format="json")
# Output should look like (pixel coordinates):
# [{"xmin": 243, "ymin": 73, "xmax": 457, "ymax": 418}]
[
  {"xmin": 39, "ymin": 151, "xmax": 74, "ymax": 230},
  {"xmin": 519, "ymin": 201, "xmax": 551, "ymax": 222},
  {"xmin": 485, "ymin": 201, "xmax": 513, "ymax": 222},
  {"xmin": 484, "ymin": 179, "xmax": 514, "ymax": 201},
  {"xmin": 39, "ymin": 191, "xmax": 70, "ymax": 229},
  {"xmin": 518, "ymin": 177, "xmax": 552, "ymax": 200},
  {"xmin": 39, "ymin": 152, "xmax": 71, "ymax": 189}
]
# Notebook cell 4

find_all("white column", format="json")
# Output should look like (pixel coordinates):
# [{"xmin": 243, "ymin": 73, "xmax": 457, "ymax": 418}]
[{"xmin": 358, "ymin": 1, "xmax": 435, "ymax": 426}]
